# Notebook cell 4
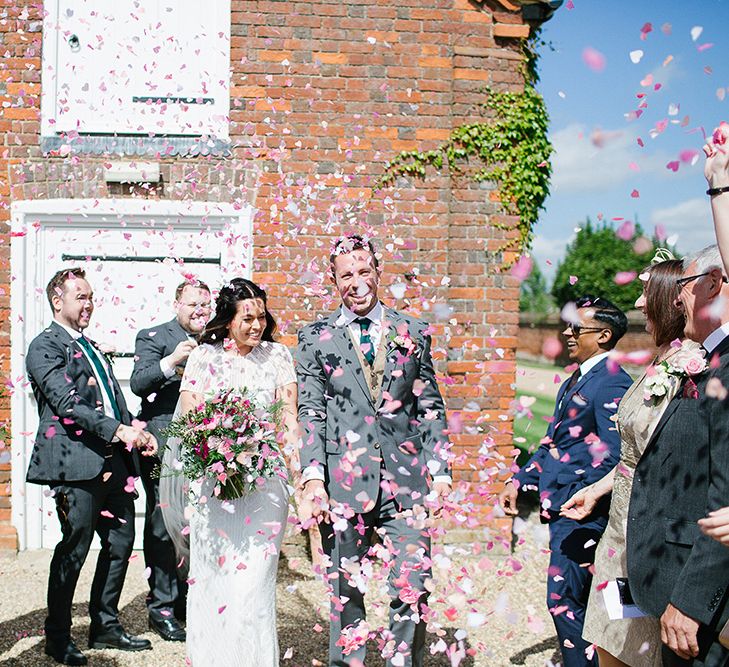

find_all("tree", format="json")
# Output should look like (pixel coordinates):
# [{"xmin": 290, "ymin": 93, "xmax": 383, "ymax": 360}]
[
  {"xmin": 551, "ymin": 219, "xmax": 669, "ymax": 312},
  {"xmin": 520, "ymin": 261, "xmax": 554, "ymax": 314}
]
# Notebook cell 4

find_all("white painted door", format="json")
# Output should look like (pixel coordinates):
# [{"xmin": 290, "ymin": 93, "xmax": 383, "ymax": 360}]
[
  {"xmin": 43, "ymin": 0, "xmax": 231, "ymax": 138},
  {"xmin": 11, "ymin": 199, "xmax": 253, "ymax": 550}
]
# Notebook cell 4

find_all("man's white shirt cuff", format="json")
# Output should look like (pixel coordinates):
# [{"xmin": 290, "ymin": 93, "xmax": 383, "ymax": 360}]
[
  {"xmin": 433, "ymin": 475, "xmax": 452, "ymax": 485},
  {"xmin": 160, "ymin": 359, "xmax": 177, "ymax": 379},
  {"xmin": 301, "ymin": 465, "xmax": 325, "ymax": 483}
]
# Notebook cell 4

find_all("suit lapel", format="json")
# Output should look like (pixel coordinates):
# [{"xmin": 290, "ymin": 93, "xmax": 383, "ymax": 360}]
[
  {"xmin": 327, "ymin": 312, "xmax": 373, "ymax": 405},
  {"xmin": 555, "ymin": 359, "xmax": 603, "ymax": 421}
]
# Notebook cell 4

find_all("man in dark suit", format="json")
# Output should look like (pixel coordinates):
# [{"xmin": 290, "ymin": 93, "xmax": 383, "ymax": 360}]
[
  {"xmin": 499, "ymin": 295, "xmax": 632, "ymax": 667},
  {"xmin": 296, "ymin": 235, "xmax": 451, "ymax": 667},
  {"xmin": 130, "ymin": 280, "xmax": 211, "ymax": 641},
  {"xmin": 26, "ymin": 268, "xmax": 157, "ymax": 666},
  {"xmin": 628, "ymin": 245, "xmax": 729, "ymax": 666}
]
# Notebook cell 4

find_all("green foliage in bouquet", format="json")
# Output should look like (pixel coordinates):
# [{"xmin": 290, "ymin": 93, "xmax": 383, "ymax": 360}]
[{"xmin": 164, "ymin": 389, "xmax": 285, "ymax": 500}]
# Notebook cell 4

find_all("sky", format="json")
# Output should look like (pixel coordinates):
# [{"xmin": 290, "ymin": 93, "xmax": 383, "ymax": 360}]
[{"xmin": 534, "ymin": 0, "xmax": 729, "ymax": 283}]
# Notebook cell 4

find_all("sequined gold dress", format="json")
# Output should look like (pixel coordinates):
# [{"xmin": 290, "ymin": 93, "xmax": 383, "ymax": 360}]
[{"xmin": 582, "ymin": 345, "xmax": 697, "ymax": 665}]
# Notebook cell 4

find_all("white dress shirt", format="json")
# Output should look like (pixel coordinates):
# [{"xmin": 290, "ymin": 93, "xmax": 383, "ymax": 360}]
[
  {"xmin": 578, "ymin": 351, "xmax": 610, "ymax": 377},
  {"xmin": 703, "ymin": 322, "xmax": 729, "ymax": 354}
]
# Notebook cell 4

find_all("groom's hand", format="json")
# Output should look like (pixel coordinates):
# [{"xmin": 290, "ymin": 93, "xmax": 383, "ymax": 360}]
[{"xmin": 300, "ymin": 480, "xmax": 330, "ymax": 523}]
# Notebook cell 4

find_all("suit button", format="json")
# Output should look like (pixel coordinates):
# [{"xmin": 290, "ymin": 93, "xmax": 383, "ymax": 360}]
[{"xmin": 374, "ymin": 442, "xmax": 381, "ymax": 449}]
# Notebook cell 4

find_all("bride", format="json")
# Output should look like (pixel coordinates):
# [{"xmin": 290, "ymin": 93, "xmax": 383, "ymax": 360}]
[{"xmin": 160, "ymin": 278, "xmax": 299, "ymax": 666}]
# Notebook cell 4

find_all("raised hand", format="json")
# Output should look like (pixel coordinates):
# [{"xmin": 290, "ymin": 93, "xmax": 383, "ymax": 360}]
[
  {"xmin": 166, "ymin": 339, "xmax": 198, "ymax": 368},
  {"xmin": 703, "ymin": 122, "xmax": 729, "ymax": 187}
]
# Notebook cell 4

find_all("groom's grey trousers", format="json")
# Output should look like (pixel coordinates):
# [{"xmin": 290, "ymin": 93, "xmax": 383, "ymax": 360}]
[{"xmin": 321, "ymin": 486, "xmax": 431, "ymax": 667}]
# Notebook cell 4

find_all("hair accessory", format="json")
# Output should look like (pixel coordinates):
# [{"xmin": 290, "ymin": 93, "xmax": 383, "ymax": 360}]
[{"xmin": 650, "ymin": 248, "xmax": 675, "ymax": 265}]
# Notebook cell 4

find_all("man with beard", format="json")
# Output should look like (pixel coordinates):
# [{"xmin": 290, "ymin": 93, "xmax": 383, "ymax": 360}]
[{"xmin": 130, "ymin": 280, "xmax": 211, "ymax": 641}]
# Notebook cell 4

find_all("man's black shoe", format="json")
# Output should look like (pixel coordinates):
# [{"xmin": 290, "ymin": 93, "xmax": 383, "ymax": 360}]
[
  {"xmin": 88, "ymin": 629, "xmax": 152, "ymax": 651},
  {"xmin": 148, "ymin": 616, "xmax": 186, "ymax": 642},
  {"xmin": 45, "ymin": 638, "xmax": 88, "ymax": 665}
]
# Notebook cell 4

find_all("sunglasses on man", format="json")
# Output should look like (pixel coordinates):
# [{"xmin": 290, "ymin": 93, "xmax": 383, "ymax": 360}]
[{"xmin": 564, "ymin": 323, "xmax": 607, "ymax": 337}]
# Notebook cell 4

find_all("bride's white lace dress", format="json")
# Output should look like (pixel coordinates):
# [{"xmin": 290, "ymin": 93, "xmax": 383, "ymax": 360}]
[{"xmin": 179, "ymin": 341, "xmax": 295, "ymax": 667}]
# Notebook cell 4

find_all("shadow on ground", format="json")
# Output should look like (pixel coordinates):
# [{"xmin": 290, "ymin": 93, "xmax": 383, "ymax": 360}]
[
  {"xmin": 0, "ymin": 552, "xmax": 475, "ymax": 666},
  {"xmin": 509, "ymin": 635, "xmax": 561, "ymax": 665}
]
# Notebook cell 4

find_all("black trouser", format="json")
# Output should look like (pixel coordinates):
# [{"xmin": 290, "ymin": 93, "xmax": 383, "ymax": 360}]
[
  {"xmin": 46, "ymin": 450, "xmax": 135, "ymax": 641},
  {"xmin": 139, "ymin": 455, "xmax": 185, "ymax": 621}
]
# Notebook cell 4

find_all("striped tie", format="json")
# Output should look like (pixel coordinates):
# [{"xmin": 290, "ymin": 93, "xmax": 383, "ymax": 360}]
[{"xmin": 77, "ymin": 336, "xmax": 122, "ymax": 420}]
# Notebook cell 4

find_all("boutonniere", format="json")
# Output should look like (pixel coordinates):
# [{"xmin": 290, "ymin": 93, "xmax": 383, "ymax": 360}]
[
  {"xmin": 389, "ymin": 325, "xmax": 417, "ymax": 356},
  {"xmin": 644, "ymin": 343, "xmax": 707, "ymax": 402}
]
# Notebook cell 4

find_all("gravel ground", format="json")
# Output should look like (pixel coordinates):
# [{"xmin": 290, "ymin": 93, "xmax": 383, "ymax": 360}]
[{"xmin": 0, "ymin": 512, "xmax": 558, "ymax": 667}]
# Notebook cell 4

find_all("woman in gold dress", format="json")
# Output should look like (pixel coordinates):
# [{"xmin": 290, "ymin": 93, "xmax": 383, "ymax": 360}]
[{"xmin": 560, "ymin": 256, "xmax": 703, "ymax": 667}]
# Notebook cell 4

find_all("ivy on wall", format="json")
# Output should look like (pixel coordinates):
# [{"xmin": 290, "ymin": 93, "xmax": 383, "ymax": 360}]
[{"xmin": 376, "ymin": 40, "xmax": 553, "ymax": 264}]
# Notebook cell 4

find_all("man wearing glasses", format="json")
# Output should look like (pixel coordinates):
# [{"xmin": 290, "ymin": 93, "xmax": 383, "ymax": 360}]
[
  {"xmin": 500, "ymin": 295, "xmax": 632, "ymax": 667},
  {"xmin": 130, "ymin": 280, "xmax": 212, "ymax": 642},
  {"xmin": 628, "ymin": 245, "xmax": 729, "ymax": 666}
]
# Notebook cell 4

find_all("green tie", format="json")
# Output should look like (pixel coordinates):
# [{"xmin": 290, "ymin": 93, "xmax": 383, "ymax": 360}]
[
  {"xmin": 77, "ymin": 336, "xmax": 122, "ymax": 420},
  {"xmin": 355, "ymin": 317, "xmax": 375, "ymax": 365}
]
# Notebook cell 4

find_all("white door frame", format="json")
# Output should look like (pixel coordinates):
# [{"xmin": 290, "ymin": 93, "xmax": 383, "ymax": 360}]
[{"xmin": 10, "ymin": 198, "xmax": 253, "ymax": 550}]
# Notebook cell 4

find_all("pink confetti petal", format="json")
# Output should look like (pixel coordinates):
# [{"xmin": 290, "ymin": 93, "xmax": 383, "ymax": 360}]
[{"xmin": 582, "ymin": 47, "xmax": 606, "ymax": 72}]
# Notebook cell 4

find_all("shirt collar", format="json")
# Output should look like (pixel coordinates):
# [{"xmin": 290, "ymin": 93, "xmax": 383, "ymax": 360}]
[
  {"xmin": 579, "ymin": 351, "xmax": 609, "ymax": 377},
  {"xmin": 54, "ymin": 319, "xmax": 83, "ymax": 340},
  {"xmin": 703, "ymin": 322, "xmax": 729, "ymax": 353},
  {"xmin": 336, "ymin": 300, "xmax": 384, "ymax": 327}
]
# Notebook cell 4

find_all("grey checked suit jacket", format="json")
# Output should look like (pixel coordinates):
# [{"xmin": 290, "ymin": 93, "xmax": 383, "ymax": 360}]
[
  {"xmin": 25, "ymin": 321, "xmax": 137, "ymax": 485},
  {"xmin": 296, "ymin": 307, "xmax": 450, "ymax": 512},
  {"xmin": 627, "ymin": 336, "xmax": 729, "ymax": 634},
  {"xmin": 130, "ymin": 318, "xmax": 189, "ymax": 443}
]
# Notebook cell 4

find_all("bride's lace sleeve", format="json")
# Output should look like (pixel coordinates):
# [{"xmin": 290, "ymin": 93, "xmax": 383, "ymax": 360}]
[
  {"xmin": 274, "ymin": 344, "xmax": 296, "ymax": 387},
  {"xmin": 180, "ymin": 344, "xmax": 214, "ymax": 394}
]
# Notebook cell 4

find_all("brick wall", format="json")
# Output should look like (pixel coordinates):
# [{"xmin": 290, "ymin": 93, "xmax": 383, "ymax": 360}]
[{"xmin": 0, "ymin": 0, "xmax": 538, "ymax": 548}]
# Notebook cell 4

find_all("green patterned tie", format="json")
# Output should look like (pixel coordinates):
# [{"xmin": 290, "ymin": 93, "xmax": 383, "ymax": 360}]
[
  {"xmin": 77, "ymin": 336, "xmax": 122, "ymax": 420},
  {"xmin": 355, "ymin": 317, "xmax": 375, "ymax": 365}
]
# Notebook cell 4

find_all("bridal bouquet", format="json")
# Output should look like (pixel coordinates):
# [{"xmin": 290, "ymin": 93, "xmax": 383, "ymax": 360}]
[{"xmin": 164, "ymin": 389, "xmax": 285, "ymax": 500}]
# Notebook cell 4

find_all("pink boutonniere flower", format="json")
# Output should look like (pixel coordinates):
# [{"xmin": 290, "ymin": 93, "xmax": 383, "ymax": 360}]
[{"xmin": 390, "ymin": 323, "xmax": 417, "ymax": 356}]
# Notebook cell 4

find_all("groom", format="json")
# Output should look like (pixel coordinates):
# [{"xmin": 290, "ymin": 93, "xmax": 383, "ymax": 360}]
[{"xmin": 296, "ymin": 235, "xmax": 451, "ymax": 667}]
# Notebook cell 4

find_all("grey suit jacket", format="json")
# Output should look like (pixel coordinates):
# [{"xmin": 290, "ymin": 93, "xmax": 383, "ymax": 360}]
[
  {"xmin": 296, "ymin": 307, "xmax": 450, "ymax": 512},
  {"xmin": 25, "ymin": 321, "xmax": 137, "ymax": 485},
  {"xmin": 627, "ymin": 337, "xmax": 729, "ymax": 630},
  {"xmin": 130, "ymin": 318, "xmax": 189, "ymax": 443}
]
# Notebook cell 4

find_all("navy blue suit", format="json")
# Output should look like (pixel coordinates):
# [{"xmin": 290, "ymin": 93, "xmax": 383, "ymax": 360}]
[{"xmin": 514, "ymin": 357, "xmax": 632, "ymax": 667}]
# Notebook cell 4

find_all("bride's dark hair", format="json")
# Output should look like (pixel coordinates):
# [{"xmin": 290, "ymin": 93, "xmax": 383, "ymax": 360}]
[{"xmin": 198, "ymin": 278, "xmax": 278, "ymax": 346}]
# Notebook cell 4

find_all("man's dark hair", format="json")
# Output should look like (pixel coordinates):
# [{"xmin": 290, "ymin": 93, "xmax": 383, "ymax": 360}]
[
  {"xmin": 46, "ymin": 268, "xmax": 86, "ymax": 313},
  {"xmin": 575, "ymin": 295, "xmax": 628, "ymax": 349},
  {"xmin": 329, "ymin": 234, "xmax": 379, "ymax": 274},
  {"xmin": 175, "ymin": 279, "xmax": 211, "ymax": 301}
]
